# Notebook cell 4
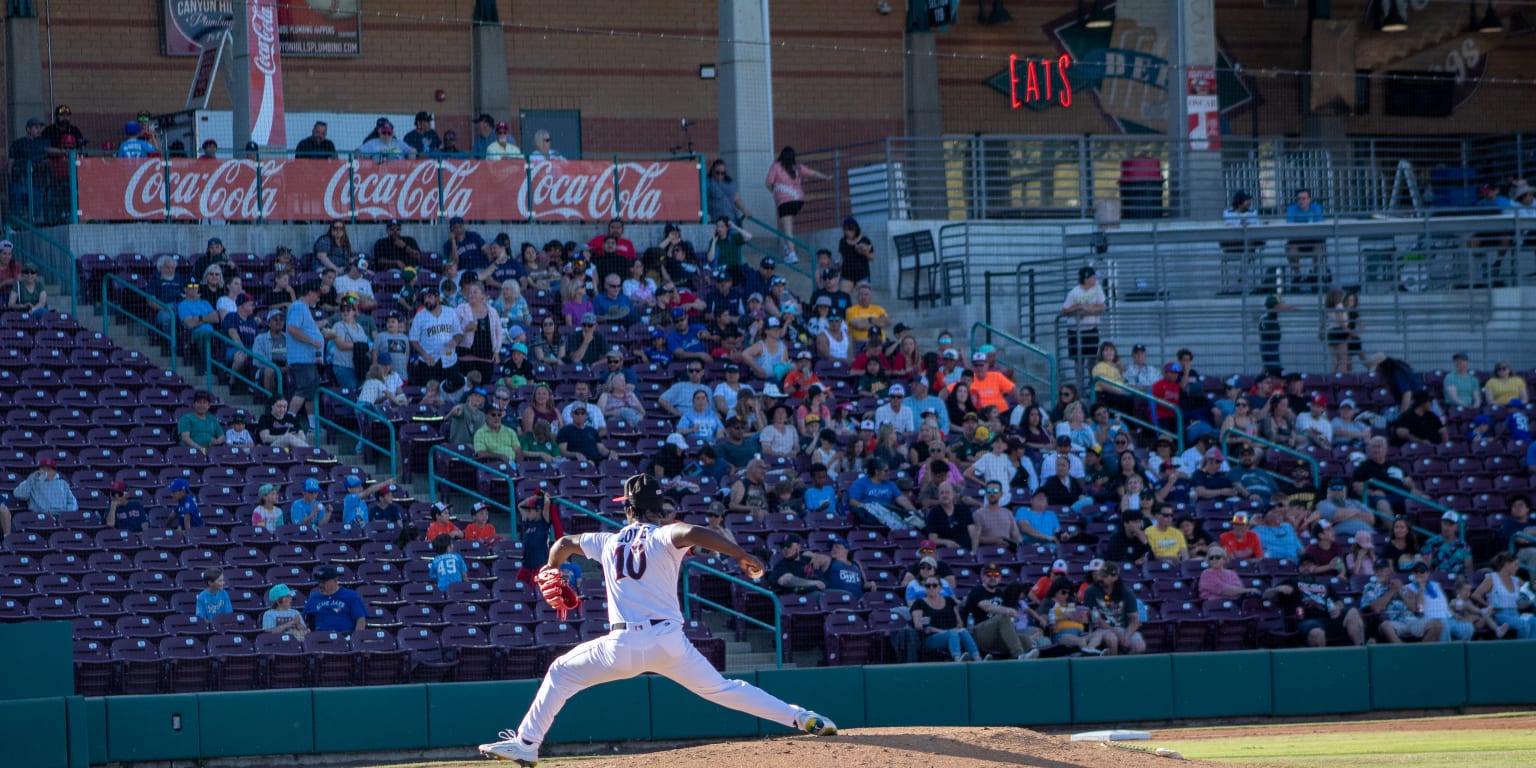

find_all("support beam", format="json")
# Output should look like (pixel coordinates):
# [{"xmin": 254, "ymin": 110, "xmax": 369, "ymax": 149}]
[
  {"xmin": 717, "ymin": 0, "xmax": 775, "ymax": 223},
  {"xmin": 471, "ymin": 1, "xmax": 511, "ymax": 125},
  {"xmin": 5, "ymin": 3, "xmax": 46, "ymax": 145}
]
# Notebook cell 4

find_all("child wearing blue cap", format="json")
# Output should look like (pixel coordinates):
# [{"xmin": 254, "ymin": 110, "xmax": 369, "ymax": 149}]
[
  {"xmin": 340, "ymin": 474, "xmax": 397, "ymax": 525},
  {"xmin": 290, "ymin": 477, "xmax": 330, "ymax": 527},
  {"xmin": 262, "ymin": 584, "xmax": 306, "ymax": 636},
  {"xmin": 166, "ymin": 478, "xmax": 203, "ymax": 530}
]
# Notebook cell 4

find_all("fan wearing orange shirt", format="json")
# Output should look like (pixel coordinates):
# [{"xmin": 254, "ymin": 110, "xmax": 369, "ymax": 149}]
[
  {"xmin": 424, "ymin": 501, "xmax": 464, "ymax": 541},
  {"xmin": 968, "ymin": 353, "xmax": 1015, "ymax": 412},
  {"xmin": 463, "ymin": 500, "xmax": 501, "ymax": 543},
  {"xmin": 1217, "ymin": 511, "xmax": 1265, "ymax": 561}
]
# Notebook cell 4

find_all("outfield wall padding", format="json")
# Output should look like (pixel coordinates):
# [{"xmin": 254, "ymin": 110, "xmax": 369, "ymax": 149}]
[{"xmin": 36, "ymin": 637, "xmax": 1536, "ymax": 764}]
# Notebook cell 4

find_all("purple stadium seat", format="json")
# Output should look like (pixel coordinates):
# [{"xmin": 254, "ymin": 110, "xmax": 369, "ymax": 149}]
[
  {"xmin": 352, "ymin": 629, "xmax": 408, "ymax": 685},
  {"xmin": 398, "ymin": 627, "xmax": 455, "ymax": 682},
  {"xmin": 161, "ymin": 637, "xmax": 215, "ymax": 692},
  {"xmin": 304, "ymin": 631, "xmax": 359, "ymax": 687},
  {"xmin": 73, "ymin": 639, "xmax": 118, "ymax": 696},
  {"xmin": 207, "ymin": 634, "xmax": 263, "ymax": 690},
  {"xmin": 442, "ymin": 624, "xmax": 498, "ymax": 681},
  {"xmin": 256, "ymin": 632, "xmax": 312, "ymax": 688},
  {"xmin": 110, "ymin": 637, "xmax": 165, "ymax": 694}
]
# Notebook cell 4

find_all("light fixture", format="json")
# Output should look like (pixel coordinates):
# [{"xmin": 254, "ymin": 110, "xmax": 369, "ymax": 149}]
[
  {"xmin": 698, "ymin": 64, "xmax": 717, "ymax": 80},
  {"xmin": 1478, "ymin": 1, "xmax": 1502, "ymax": 33},
  {"xmin": 1085, "ymin": 0, "xmax": 1113, "ymax": 29},
  {"xmin": 1379, "ymin": 0, "xmax": 1408, "ymax": 32}
]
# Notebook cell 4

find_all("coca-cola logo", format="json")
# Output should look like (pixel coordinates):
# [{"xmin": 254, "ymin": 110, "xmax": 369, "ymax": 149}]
[
  {"xmin": 250, "ymin": 4, "xmax": 279, "ymax": 76},
  {"xmin": 325, "ymin": 160, "xmax": 475, "ymax": 220},
  {"xmin": 119, "ymin": 159, "xmax": 282, "ymax": 220}
]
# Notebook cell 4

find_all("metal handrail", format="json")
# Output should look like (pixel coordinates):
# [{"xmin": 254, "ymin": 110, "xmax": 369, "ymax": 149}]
[
  {"xmin": 1359, "ymin": 478, "xmax": 1461, "ymax": 541},
  {"xmin": 551, "ymin": 496, "xmax": 785, "ymax": 668},
  {"xmin": 1094, "ymin": 376, "xmax": 1184, "ymax": 453},
  {"xmin": 427, "ymin": 444, "xmax": 514, "ymax": 515},
  {"xmin": 102, "ymin": 273, "xmax": 178, "ymax": 371},
  {"xmin": 5, "ymin": 214, "xmax": 79, "ymax": 315},
  {"xmin": 200, "ymin": 332, "xmax": 284, "ymax": 400},
  {"xmin": 1512, "ymin": 531, "xmax": 1536, "ymax": 554},
  {"xmin": 742, "ymin": 213, "xmax": 817, "ymax": 279},
  {"xmin": 969, "ymin": 321, "xmax": 1057, "ymax": 412},
  {"xmin": 316, "ymin": 387, "xmax": 398, "ymax": 477},
  {"xmin": 1218, "ymin": 428, "xmax": 1319, "ymax": 489}
]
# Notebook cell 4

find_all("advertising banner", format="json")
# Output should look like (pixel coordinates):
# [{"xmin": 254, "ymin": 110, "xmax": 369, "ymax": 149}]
[
  {"xmin": 247, "ymin": 0, "xmax": 288, "ymax": 147},
  {"xmin": 162, "ymin": 0, "xmax": 361, "ymax": 57}
]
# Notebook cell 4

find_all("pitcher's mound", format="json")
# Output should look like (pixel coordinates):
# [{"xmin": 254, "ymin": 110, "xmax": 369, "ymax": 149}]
[{"xmin": 522, "ymin": 726, "xmax": 1231, "ymax": 767}]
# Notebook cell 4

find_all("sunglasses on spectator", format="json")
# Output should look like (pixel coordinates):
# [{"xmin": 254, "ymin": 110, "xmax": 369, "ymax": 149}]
[
  {"xmin": 924, "ymin": 582, "xmax": 941, "ymax": 588},
  {"xmin": 21, "ymin": 268, "xmax": 37, "ymax": 275},
  {"xmin": 582, "ymin": 322, "xmax": 595, "ymax": 327},
  {"xmin": 689, "ymin": 368, "xmax": 703, "ymax": 373}
]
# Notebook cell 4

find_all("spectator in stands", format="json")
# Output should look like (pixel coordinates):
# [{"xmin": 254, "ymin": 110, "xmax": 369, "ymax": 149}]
[
  {"xmin": 367, "ymin": 484, "xmax": 406, "ymax": 526},
  {"xmin": 40, "ymin": 104, "xmax": 86, "ymax": 152},
  {"xmin": 518, "ymin": 384, "xmax": 561, "ymax": 435},
  {"xmin": 425, "ymin": 534, "xmax": 468, "ymax": 591},
  {"xmin": 1097, "ymin": 512, "xmax": 1149, "ymax": 565},
  {"xmin": 1039, "ymin": 434, "xmax": 1085, "ymax": 479},
  {"xmin": 560, "ymin": 381, "xmax": 606, "ymax": 436},
  {"xmin": 99, "ymin": 480, "xmax": 146, "ymax": 533},
  {"xmin": 402, "ymin": 111, "xmax": 441, "ymax": 155},
  {"xmin": 1149, "ymin": 362, "xmax": 1183, "ymax": 434},
  {"xmin": 955, "ymin": 564, "xmax": 1023, "ymax": 659},
  {"xmin": 1039, "ymin": 451, "xmax": 1094, "ymax": 513},
  {"xmin": 304, "ymin": 565, "xmax": 366, "ymax": 636},
  {"xmin": 970, "ymin": 482, "xmax": 1021, "ymax": 551},
  {"xmin": 1283, "ymin": 188, "xmax": 1326, "ymax": 290},
  {"xmin": 171, "ymin": 280, "xmax": 217, "ymax": 351},
  {"xmin": 165, "ymin": 478, "xmax": 202, "ymax": 530},
  {"xmin": 1084, "ymin": 564, "xmax": 1143, "ymax": 655},
  {"xmin": 1366, "ymin": 352, "xmax": 1427, "ymax": 416},
  {"xmin": 1146, "ymin": 505, "xmax": 1188, "ymax": 560},
  {"xmin": 1313, "ymin": 477, "xmax": 1376, "ymax": 538},
  {"xmin": 444, "ymin": 216, "xmax": 488, "ymax": 271},
  {"xmin": 1301, "ymin": 521, "xmax": 1346, "ymax": 577},
  {"xmin": 218, "ymin": 292, "xmax": 260, "ymax": 384},
  {"xmin": 358, "ymin": 119, "xmax": 414, "ymax": 160},
  {"xmin": 1330, "ymin": 398, "xmax": 1371, "ymax": 448},
  {"xmin": 1011, "ymin": 488, "xmax": 1060, "ymax": 548},
  {"xmin": 1380, "ymin": 516, "xmax": 1422, "ymax": 573},
  {"xmin": 1443, "ymin": 352, "xmax": 1483, "ymax": 409},
  {"xmin": 8, "ymin": 117, "xmax": 50, "ymax": 221},
  {"xmin": 844, "ymin": 281, "xmax": 890, "ymax": 344},
  {"xmin": 408, "ymin": 283, "xmax": 461, "ymax": 385},
  {"xmin": 556, "ymin": 407, "xmax": 607, "ymax": 461},
  {"xmin": 676, "ymin": 389, "xmax": 724, "ymax": 441},
  {"xmin": 469, "ymin": 114, "xmax": 496, "ymax": 157},
  {"xmin": 1475, "ymin": 552, "xmax": 1536, "ymax": 639},
  {"xmin": 813, "ymin": 312, "xmax": 852, "ymax": 366},
  {"xmin": 424, "ymin": 501, "xmax": 463, "ymax": 541},
  {"xmin": 224, "ymin": 410, "xmax": 254, "ymax": 448},
  {"xmin": 1293, "ymin": 394, "xmax": 1334, "ymax": 450},
  {"xmin": 0, "ymin": 244, "xmax": 26, "ymax": 300},
  {"xmin": 177, "ymin": 390, "xmax": 224, "ymax": 451},
  {"xmin": 1361, "ymin": 558, "xmax": 1437, "ymax": 643},
  {"xmin": 340, "ymin": 475, "xmax": 393, "ymax": 525},
  {"xmin": 193, "ymin": 568, "xmax": 233, "ymax": 621},
  {"xmin": 455, "ymin": 279, "xmax": 503, "ymax": 382},
  {"xmin": 1218, "ymin": 513, "xmax": 1265, "ymax": 560},
  {"xmin": 1499, "ymin": 494, "xmax": 1536, "ymax": 575},
  {"xmin": 0, "ymin": 456, "xmax": 75, "ymax": 536},
  {"xmin": 473, "ymin": 402, "xmax": 521, "ymax": 465},
  {"xmin": 256, "ymin": 397, "xmax": 308, "ymax": 451},
  {"xmin": 370, "ymin": 219, "xmax": 422, "ymax": 271},
  {"xmin": 358, "ymin": 356, "xmax": 408, "ymax": 408},
  {"xmin": 1270, "ymin": 572, "xmax": 1363, "ymax": 647},
  {"xmin": 1226, "ymin": 447, "xmax": 1275, "ymax": 504},
  {"xmin": 290, "ymin": 478, "xmax": 329, "ymax": 527},
  {"xmin": 261, "ymin": 584, "xmax": 307, "ymax": 636},
  {"xmin": 768, "ymin": 534, "xmax": 827, "ymax": 596},
  {"xmin": 1407, "ymin": 562, "xmax": 1470, "ymax": 641},
  {"xmin": 446, "ymin": 387, "xmax": 488, "ymax": 446},
  {"xmin": 1353, "ymin": 436, "xmax": 1417, "ymax": 519},
  {"xmin": 336, "ymin": 257, "xmax": 378, "ymax": 314},
  {"xmin": 1198, "ymin": 546, "xmax": 1260, "ymax": 600},
  {"xmin": 1060, "ymin": 265, "xmax": 1107, "ymax": 368},
  {"xmin": 285, "ymin": 280, "xmax": 326, "ymax": 432},
  {"xmin": 481, "ymin": 121, "xmax": 521, "ymax": 160},
  {"xmin": 848, "ymin": 459, "xmax": 917, "ymax": 528},
  {"xmin": 1245, "ymin": 505, "xmax": 1296, "ymax": 562},
  {"xmin": 1392, "ymin": 390, "xmax": 1448, "ymax": 445},
  {"xmin": 1484, "ymin": 361, "xmax": 1529, "ymax": 407},
  {"xmin": 311, "ymin": 221, "xmax": 353, "ymax": 273},
  {"xmin": 705, "ymin": 159, "xmax": 751, "ymax": 223},
  {"xmin": 463, "ymin": 500, "xmax": 500, "ymax": 544},
  {"xmin": 924, "ymin": 482, "xmax": 977, "ymax": 551},
  {"xmin": 1345, "ymin": 530, "xmax": 1377, "ymax": 577},
  {"xmin": 296, "ymin": 121, "xmax": 336, "ymax": 158},
  {"xmin": 564, "ymin": 311, "xmax": 608, "ymax": 366},
  {"xmin": 250, "ymin": 483, "xmax": 284, "ymax": 532},
  {"xmin": 1421, "ymin": 512, "xmax": 1474, "ymax": 577}
]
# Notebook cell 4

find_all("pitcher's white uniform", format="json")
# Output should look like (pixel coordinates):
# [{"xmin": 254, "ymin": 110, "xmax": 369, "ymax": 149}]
[{"xmin": 512, "ymin": 521, "xmax": 806, "ymax": 746}]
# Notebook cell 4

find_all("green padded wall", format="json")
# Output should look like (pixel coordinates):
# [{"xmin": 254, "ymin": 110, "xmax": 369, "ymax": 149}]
[
  {"xmin": 967, "ymin": 658, "xmax": 1072, "ymax": 726},
  {"xmin": 0, "ymin": 622, "xmax": 72, "ymax": 701},
  {"xmin": 199, "ymin": 689, "xmax": 315, "ymax": 757},
  {"xmin": 1271, "ymin": 647, "xmax": 1370, "ymax": 716},
  {"xmin": 756, "ymin": 665, "xmax": 867, "ymax": 734},
  {"xmin": 0, "ymin": 697, "xmax": 68, "ymax": 768},
  {"xmin": 64, "ymin": 696, "xmax": 89, "ymax": 768},
  {"xmin": 313, "ymin": 685, "xmax": 427, "ymax": 752},
  {"xmin": 863, "ymin": 663, "xmax": 969, "ymax": 727},
  {"xmin": 546, "ymin": 675, "xmax": 652, "ymax": 744},
  {"xmin": 1465, "ymin": 639, "xmax": 1536, "ymax": 705},
  {"xmin": 1368, "ymin": 643, "xmax": 1467, "ymax": 710},
  {"xmin": 427, "ymin": 680, "xmax": 538, "ymax": 748},
  {"xmin": 650, "ymin": 673, "xmax": 762, "ymax": 739},
  {"xmin": 104, "ymin": 694, "xmax": 201, "ymax": 762},
  {"xmin": 1070, "ymin": 654, "xmax": 1174, "ymax": 723},
  {"xmin": 1172, "ymin": 651, "xmax": 1273, "ymax": 719},
  {"xmin": 82, "ymin": 698, "xmax": 106, "ymax": 766}
]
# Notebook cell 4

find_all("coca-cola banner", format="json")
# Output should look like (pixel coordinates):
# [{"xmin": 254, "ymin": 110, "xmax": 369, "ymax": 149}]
[
  {"xmin": 247, "ymin": 0, "xmax": 288, "ymax": 148},
  {"xmin": 163, "ymin": 0, "xmax": 362, "ymax": 57},
  {"xmin": 74, "ymin": 156, "xmax": 704, "ymax": 223}
]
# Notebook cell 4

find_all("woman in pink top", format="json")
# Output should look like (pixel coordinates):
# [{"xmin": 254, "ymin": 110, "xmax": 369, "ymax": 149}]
[
  {"xmin": 1198, "ymin": 547, "xmax": 1261, "ymax": 601},
  {"xmin": 763, "ymin": 146, "xmax": 829, "ymax": 264}
]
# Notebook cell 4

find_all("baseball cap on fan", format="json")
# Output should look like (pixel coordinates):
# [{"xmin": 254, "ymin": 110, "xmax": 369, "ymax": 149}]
[{"xmin": 613, "ymin": 473, "xmax": 666, "ymax": 508}]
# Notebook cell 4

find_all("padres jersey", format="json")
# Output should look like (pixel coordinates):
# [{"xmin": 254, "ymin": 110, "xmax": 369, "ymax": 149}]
[{"xmin": 579, "ymin": 522, "xmax": 688, "ymax": 626}]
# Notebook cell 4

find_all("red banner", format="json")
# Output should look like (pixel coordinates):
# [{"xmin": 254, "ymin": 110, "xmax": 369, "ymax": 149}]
[
  {"xmin": 74, "ymin": 157, "xmax": 702, "ymax": 223},
  {"xmin": 247, "ymin": 0, "xmax": 288, "ymax": 148}
]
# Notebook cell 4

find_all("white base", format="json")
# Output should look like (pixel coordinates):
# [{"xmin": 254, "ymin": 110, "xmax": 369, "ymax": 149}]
[{"xmin": 1070, "ymin": 729, "xmax": 1152, "ymax": 742}]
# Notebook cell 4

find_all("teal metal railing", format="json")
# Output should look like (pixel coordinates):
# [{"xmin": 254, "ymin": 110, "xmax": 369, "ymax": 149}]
[
  {"xmin": 102, "ymin": 273, "xmax": 178, "ymax": 371},
  {"xmin": 427, "ymin": 445, "xmax": 515, "ymax": 515},
  {"xmin": 970, "ymin": 321, "xmax": 1058, "ymax": 412},
  {"xmin": 1360, "ymin": 478, "xmax": 1460, "ymax": 540},
  {"xmin": 1513, "ymin": 531, "xmax": 1536, "ymax": 555},
  {"xmin": 316, "ymin": 388, "xmax": 398, "ymax": 477},
  {"xmin": 1096, "ymin": 376, "xmax": 1184, "ymax": 452},
  {"xmin": 1218, "ymin": 428, "xmax": 1319, "ymax": 489},
  {"xmin": 6, "ymin": 214, "xmax": 79, "ymax": 315},
  {"xmin": 742, "ymin": 213, "xmax": 818, "ymax": 293},
  {"xmin": 552, "ymin": 496, "xmax": 785, "ymax": 668},
  {"xmin": 201, "ymin": 333, "xmax": 284, "ymax": 400}
]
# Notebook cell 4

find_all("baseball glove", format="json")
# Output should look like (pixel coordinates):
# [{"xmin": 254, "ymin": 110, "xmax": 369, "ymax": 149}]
[{"xmin": 535, "ymin": 565, "xmax": 581, "ymax": 621}]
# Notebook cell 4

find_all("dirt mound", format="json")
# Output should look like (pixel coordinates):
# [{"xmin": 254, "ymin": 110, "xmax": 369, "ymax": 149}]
[{"xmin": 511, "ymin": 726, "xmax": 1236, "ymax": 767}]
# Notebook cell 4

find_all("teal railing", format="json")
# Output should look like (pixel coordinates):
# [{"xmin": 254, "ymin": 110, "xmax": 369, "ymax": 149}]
[
  {"xmin": 552, "ymin": 496, "xmax": 785, "ymax": 668},
  {"xmin": 427, "ymin": 445, "xmax": 515, "ymax": 515},
  {"xmin": 1096, "ymin": 376, "xmax": 1184, "ymax": 453},
  {"xmin": 742, "ymin": 213, "xmax": 818, "ymax": 292},
  {"xmin": 1513, "ymin": 531, "xmax": 1536, "ymax": 555},
  {"xmin": 6, "ymin": 214, "xmax": 80, "ymax": 315},
  {"xmin": 1360, "ymin": 478, "xmax": 1460, "ymax": 541},
  {"xmin": 316, "ymin": 388, "xmax": 399, "ymax": 477},
  {"xmin": 1218, "ymin": 428, "xmax": 1319, "ymax": 489},
  {"xmin": 102, "ymin": 273, "xmax": 178, "ymax": 371},
  {"xmin": 970, "ymin": 321, "xmax": 1058, "ymax": 412},
  {"xmin": 201, "ymin": 333, "xmax": 284, "ymax": 401}
]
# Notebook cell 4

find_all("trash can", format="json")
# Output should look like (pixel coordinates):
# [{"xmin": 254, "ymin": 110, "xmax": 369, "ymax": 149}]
[{"xmin": 1118, "ymin": 156, "xmax": 1165, "ymax": 219}]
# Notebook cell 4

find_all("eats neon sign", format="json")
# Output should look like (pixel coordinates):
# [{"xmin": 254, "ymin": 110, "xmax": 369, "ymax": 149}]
[{"xmin": 1009, "ymin": 54, "xmax": 1074, "ymax": 109}]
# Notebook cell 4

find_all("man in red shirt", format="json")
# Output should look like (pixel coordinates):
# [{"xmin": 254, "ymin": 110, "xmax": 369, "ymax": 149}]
[
  {"xmin": 586, "ymin": 218, "xmax": 636, "ymax": 259},
  {"xmin": 1150, "ymin": 363, "xmax": 1183, "ymax": 435},
  {"xmin": 1217, "ymin": 511, "xmax": 1265, "ymax": 561}
]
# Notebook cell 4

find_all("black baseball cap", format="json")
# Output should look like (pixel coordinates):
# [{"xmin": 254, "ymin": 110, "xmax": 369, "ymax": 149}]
[
  {"xmin": 313, "ymin": 565, "xmax": 341, "ymax": 582},
  {"xmin": 612, "ymin": 473, "xmax": 666, "ymax": 508}
]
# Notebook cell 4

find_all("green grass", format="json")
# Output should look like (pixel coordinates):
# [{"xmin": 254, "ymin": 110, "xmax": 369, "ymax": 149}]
[{"xmin": 1153, "ymin": 725, "xmax": 1536, "ymax": 768}]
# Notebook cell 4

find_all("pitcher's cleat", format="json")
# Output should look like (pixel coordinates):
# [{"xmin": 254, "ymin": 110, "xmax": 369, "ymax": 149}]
[
  {"xmin": 796, "ymin": 710, "xmax": 838, "ymax": 736},
  {"xmin": 479, "ymin": 729, "xmax": 539, "ymax": 765}
]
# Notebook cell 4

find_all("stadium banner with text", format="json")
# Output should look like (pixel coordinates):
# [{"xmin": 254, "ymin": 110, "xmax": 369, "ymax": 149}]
[
  {"xmin": 162, "ymin": 0, "xmax": 362, "ymax": 57},
  {"xmin": 73, "ymin": 157, "xmax": 703, "ymax": 223}
]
